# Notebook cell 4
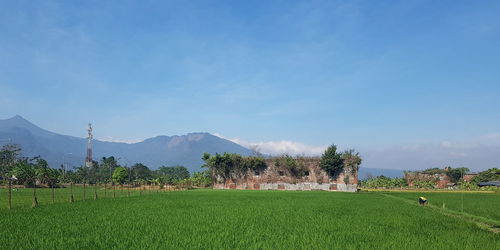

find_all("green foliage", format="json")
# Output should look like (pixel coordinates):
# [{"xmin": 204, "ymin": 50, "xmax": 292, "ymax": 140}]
[
  {"xmin": 419, "ymin": 168, "xmax": 446, "ymax": 175},
  {"xmin": 243, "ymin": 156, "xmax": 267, "ymax": 172},
  {"xmin": 35, "ymin": 160, "xmax": 60, "ymax": 188},
  {"xmin": 130, "ymin": 163, "xmax": 152, "ymax": 181},
  {"xmin": 413, "ymin": 179, "xmax": 437, "ymax": 189},
  {"xmin": 458, "ymin": 181, "xmax": 477, "ymax": 190},
  {"xmin": 446, "ymin": 167, "xmax": 470, "ymax": 183},
  {"xmin": 112, "ymin": 167, "xmax": 129, "ymax": 184},
  {"xmin": 97, "ymin": 157, "xmax": 119, "ymax": 183},
  {"xmin": 156, "ymin": 166, "xmax": 190, "ymax": 185},
  {"xmin": 274, "ymin": 155, "xmax": 307, "ymax": 177},
  {"xmin": 319, "ymin": 145, "xmax": 343, "ymax": 177},
  {"xmin": 471, "ymin": 168, "xmax": 500, "ymax": 184},
  {"xmin": 341, "ymin": 149, "xmax": 362, "ymax": 173},
  {"xmin": 11, "ymin": 159, "xmax": 36, "ymax": 187},
  {"xmin": 0, "ymin": 144, "xmax": 22, "ymax": 178},
  {"xmin": 319, "ymin": 145, "xmax": 362, "ymax": 178},
  {"xmin": 190, "ymin": 170, "xmax": 212, "ymax": 187},
  {"xmin": 10, "ymin": 156, "xmax": 61, "ymax": 188},
  {"xmin": 202, "ymin": 153, "xmax": 268, "ymax": 181},
  {"xmin": 360, "ymin": 176, "xmax": 407, "ymax": 188}
]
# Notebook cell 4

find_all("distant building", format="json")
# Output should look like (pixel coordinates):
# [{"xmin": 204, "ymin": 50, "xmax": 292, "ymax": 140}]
[
  {"xmin": 404, "ymin": 168, "xmax": 453, "ymax": 188},
  {"xmin": 462, "ymin": 173, "xmax": 478, "ymax": 182},
  {"xmin": 212, "ymin": 157, "xmax": 359, "ymax": 192}
]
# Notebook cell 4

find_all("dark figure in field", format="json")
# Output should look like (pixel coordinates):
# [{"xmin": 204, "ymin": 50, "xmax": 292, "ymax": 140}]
[{"xmin": 418, "ymin": 197, "xmax": 428, "ymax": 206}]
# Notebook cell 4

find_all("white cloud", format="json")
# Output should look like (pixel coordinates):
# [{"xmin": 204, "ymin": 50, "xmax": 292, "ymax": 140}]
[
  {"xmin": 440, "ymin": 140, "xmax": 476, "ymax": 149},
  {"xmin": 360, "ymin": 134, "xmax": 500, "ymax": 171},
  {"xmin": 98, "ymin": 137, "xmax": 144, "ymax": 144},
  {"xmin": 214, "ymin": 133, "xmax": 327, "ymax": 156}
]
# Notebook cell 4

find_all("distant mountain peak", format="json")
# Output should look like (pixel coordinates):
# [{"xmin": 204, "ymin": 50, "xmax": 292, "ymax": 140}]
[
  {"xmin": 0, "ymin": 115, "xmax": 54, "ymax": 138},
  {"xmin": 0, "ymin": 116, "xmax": 252, "ymax": 171},
  {"xmin": 4, "ymin": 115, "xmax": 32, "ymax": 124}
]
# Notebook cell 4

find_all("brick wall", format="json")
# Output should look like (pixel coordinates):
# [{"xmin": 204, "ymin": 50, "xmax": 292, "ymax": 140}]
[{"xmin": 212, "ymin": 157, "xmax": 359, "ymax": 192}]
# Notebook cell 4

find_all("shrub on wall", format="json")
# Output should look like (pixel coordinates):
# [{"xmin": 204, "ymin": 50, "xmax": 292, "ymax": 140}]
[
  {"xmin": 202, "ymin": 153, "xmax": 268, "ymax": 181},
  {"xmin": 319, "ymin": 145, "xmax": 362, "ymax": 178},
  {"xmin": 274, "ymin": 155, "xmax": 308, "ymax": 177}
]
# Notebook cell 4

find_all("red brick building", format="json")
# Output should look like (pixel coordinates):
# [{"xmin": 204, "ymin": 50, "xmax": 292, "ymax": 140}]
[{"xmin": 213, "ymin": 157, "xmax": 359, "ymax": 192}]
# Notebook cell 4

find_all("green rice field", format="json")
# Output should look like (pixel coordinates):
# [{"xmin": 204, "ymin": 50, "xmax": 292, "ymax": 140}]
[
  {"xmin": 0, "ymin": 189, "xmax": 499, "ymax": 249},
  {"xmin": 384, "ymin": 191, "xmax": 500, "ymax": 222}
]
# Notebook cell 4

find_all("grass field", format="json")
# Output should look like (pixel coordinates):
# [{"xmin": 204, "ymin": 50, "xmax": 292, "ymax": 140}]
[
  {"xmin": 384, "ymin": 191, "xmax": 500, "ymax": 222},
  {"xmin": 0, "ymin": 184, "xmax": 159, "ymax": 209},
  {"xmin": 0, "ymin": 189, "xmax": 499, "ymax": 249}
]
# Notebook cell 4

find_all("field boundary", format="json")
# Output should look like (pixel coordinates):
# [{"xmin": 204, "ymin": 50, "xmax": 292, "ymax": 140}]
[
  {"xmin": 381, "ymin": 193, "xmax": 500, "ymax": 234},
  {"xmin": 360, "ymin": 188, "xmax": 496, "ymax": 194}
]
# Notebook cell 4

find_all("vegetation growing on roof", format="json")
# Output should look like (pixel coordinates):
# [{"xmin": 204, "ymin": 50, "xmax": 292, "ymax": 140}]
[
  {"xmin": 274, "ymin": 154, "xmax": 308, "ymax": 177},
  {"xmin": 319, "ymin": 145, "xmax": 362, "ymax": 178},
  {"xmin": 202, "ymin": 152, "xmax": 267, "ymax": 181}
]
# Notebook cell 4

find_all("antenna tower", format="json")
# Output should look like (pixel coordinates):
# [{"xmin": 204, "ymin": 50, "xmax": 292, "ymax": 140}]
[{"xmin": 85, "ymin": 123, "xmax": 93, "ymax": 168}]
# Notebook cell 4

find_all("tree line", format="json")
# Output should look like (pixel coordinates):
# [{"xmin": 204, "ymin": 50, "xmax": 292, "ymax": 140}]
[
  {"xmin": 361, "ymin": 167, "xmax": 500, "ymax": 189},
  {"xmin": 0, "ymin": 144, "xmax": 210, "ymax": 187}
]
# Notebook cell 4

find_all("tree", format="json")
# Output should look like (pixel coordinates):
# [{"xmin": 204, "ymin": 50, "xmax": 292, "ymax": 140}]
[
  {"xmin": 11, "ymin": 157, "xmax": 42, "ymax": 207},
  {"xmin": 471, "ymin": 168, "xmax": 500, "ymax": 184},
  {"xmin": 156, "ymin": 166, "xmax": 190, "ymax": 185},
  {"xmin": 319, "ymin": 145, "xmax": 344, "ymax": 177},
  {"xmin": 74, "ymin": 166, "xmax": 89, "ymax": 183},
  {"xmin": 446, "ymin": 167, "xmax": 470, "ymax": 183},
  {"xmin": 36, "ymin": 163, "xmax": 60, "ymax": 188},
  {"xmin": 191, "ymin": 170, "xmax": 212, "ymax": 187},
  {"xmin": 341, "ymin": 149, "xmax": 362, "ymax": 172},
  {"xmin": 0, "ymin": 144, "xmax": 21, "ymax": 179},
  {"xmin": 130, "ymin": 163, "xmax": 152, "ymax": 181},
  {"xmin": 11, "ymin": 159, "xmax": 36, "ymax": 187},
  {"xmin": 112, "ymin": 167, "xmax": 128, "ymax": 184},
  {"xmin": 319, "ymin": 145, "xmax": 362, "ymax": 179},
  {"xmin": 99, "ymin": 157, "xmax": 119, "ymax": 183}
]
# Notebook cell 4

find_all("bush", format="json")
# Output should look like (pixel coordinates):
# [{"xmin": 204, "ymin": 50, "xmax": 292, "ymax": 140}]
[
  {"xmin": 274, "ymin": 155, "xmax": 307, "ymax": 177},
  {"xmin": 360, "ymin": 176, "xmax": 407, "ymax": 189},
  {"xmin": 413, "ymin": 180, "xmax": 437, "ymax": 189},
  {"xmin": 319, "ymin": 145, "xmax": 361, "ymax": 178},
  {"xmin": 319, "ymin": 145, "xmax": 344, "ymax": 177},
  {"xmin": 202, "ymin": 153, "xmax": 268, "ymax": 181},
  {"xmin": 471, "ymin": 168, "xmax": 500, "ymax": 184}
]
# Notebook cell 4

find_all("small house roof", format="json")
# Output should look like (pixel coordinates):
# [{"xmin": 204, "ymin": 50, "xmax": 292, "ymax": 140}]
[{"xmin": 477, "ymin": 181, "xmax": 500, "ymax": 187}]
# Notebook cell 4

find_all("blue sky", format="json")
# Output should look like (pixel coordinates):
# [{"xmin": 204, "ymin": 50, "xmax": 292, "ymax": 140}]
[{"xmin": 1, "ymin": 1, "xmax": 499, "ymax": 170}]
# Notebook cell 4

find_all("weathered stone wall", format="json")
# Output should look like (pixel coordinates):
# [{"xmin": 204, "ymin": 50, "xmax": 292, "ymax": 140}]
[
  {"xmin": 463, "ymin": 174, "xmax": 477, "ymax": 182},
  {"xmin": 212, "ymin": 157, "xmax": 358, "ymax": 192},
  {"xmin": 405, "ymin": 172, "xmax": 452, "ymax": 188}
]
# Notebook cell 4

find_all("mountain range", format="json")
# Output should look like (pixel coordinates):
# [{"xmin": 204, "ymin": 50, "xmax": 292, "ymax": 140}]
[
  {"xmin": 0, "ymin": 115, "xmax": 406, "ymax": 178},
  {"xmin": 0, "ymin": 115, "xmax": 251, "ymax": 173}
]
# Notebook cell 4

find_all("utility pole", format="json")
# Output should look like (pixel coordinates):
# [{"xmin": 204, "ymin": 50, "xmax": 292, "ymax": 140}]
[{"xmin": 461, "ymin": 168, "xmax": 464, "ymax": 212}]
